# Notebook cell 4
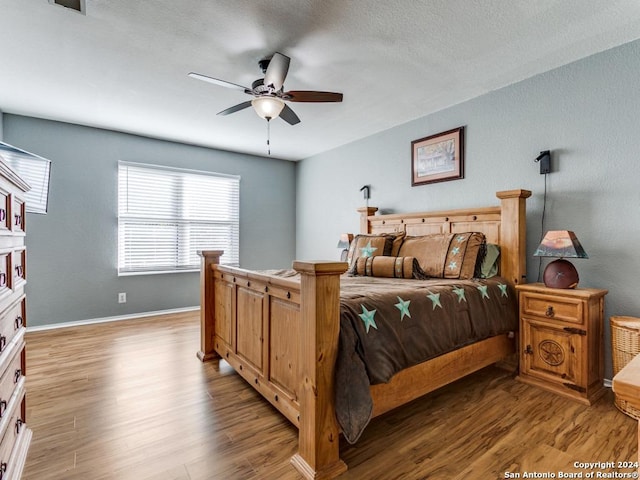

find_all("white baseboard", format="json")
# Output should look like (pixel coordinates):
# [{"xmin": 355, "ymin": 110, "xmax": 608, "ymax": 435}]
[{"xmin": 26, "ymin": 306, "xmax": 200, "ymax": 332}]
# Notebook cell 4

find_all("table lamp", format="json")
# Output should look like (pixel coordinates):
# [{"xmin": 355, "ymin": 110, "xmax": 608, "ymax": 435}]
[
  {"xmin": 533, "ymin": 230, "xmax": 588, "ymax": 289},
  {"xmin": 337, "ymin": 233, "xmax": 353, "ymax": 262}
]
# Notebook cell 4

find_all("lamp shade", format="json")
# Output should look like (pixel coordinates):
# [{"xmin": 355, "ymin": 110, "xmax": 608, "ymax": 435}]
[
  {"xmin": 534, "ymin": 231, "xmax": 588, "ymax": 289},
  {"xmin": 337, "ymin": 233, "xmax": 353, "ymax": 249},
  {"xmin": 251, "ymin": 96, "xmax": 285, "ymax": 120},
  {"xmin": 533, "ymin": 230, "xmax": 588, "ymax": 259},
  {"xmin": 337, "ymin": 233, "xmax": 353, "ymax": 262}
]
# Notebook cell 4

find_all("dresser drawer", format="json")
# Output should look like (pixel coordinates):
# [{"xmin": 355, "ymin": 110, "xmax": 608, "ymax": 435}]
[
  {"xmin": 521, "ymin": 293, "xmax": 584, "ymax": 324},
  {"xmin": 0, "ymin": 191, "xmax": 9, "ymax": 234},
  {"xmin": 0, "ymin": 345, "xmax": 23, "ymax": 424},
  {"xmin": 0, "ymin": 421, "xmax": 14, "ymax": 480},
  {"xmin": 11, "ymin": 198, "xmax": 24, "ymax": 234},
  {"xmin": 0, "ymin": 298, "xmax": 25, "ymax": 357},
  {"xmin": 0, "ymin": 254, "xmax": 10, "ymax": 299},
  {"xmin": 11, "ymin": 250, "xmax": 24, "ymax": 287},
  {"xmin": 0, "ymin": 388, "xmax": 25, "ymax": 480}
]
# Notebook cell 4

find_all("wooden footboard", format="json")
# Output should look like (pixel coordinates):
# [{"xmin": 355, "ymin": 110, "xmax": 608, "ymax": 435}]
[
  {"xmin": 199, "ymin": 189, "xmax": 531, "ymax": 480},
  {"xmin": 198, "ymin": 254, "xmax": 348, "ymax": 478}
]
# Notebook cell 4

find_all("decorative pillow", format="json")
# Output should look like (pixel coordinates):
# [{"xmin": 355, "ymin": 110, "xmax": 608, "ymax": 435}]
[
  {"xmin": 480, "ymin": 243, "xmax": 500, "ymax": 278},
  {"xmin": 397, "ymin": 232, "xmax": 486, "ymax": 279},
  {"xmin": 443, "ymin": 232, "xmax": 486, "ymax": 279},
  {"xmin": 396, "ymin": 234, "xmax": 452, "ymax": 278},
  {"xmin": 346, "ymin": 233, "xmax": 405, "ymax": 266},
  {"xmin": 350, "ymin": 256, "xmax": 428, "ymax": 279}
]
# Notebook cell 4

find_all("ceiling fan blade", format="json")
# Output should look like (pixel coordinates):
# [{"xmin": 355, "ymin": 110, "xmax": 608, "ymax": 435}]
[
  {"xmin": 264, "ymin": 53, "xmax": 290, "ymax": 91},
  {"xmin": 217, "ymin": 101, "xmax": 253, "ymax": 116},
  {"xmin": 279, "ymin": 104, "xmax": 300, "ymax": 125},
  {"xmin": 284, "ymin": 91, "xmax": 343, "ymax": 102},
  {"xmin": 188, "ymin": 72, "xmax": 250, "ymax": 93}
]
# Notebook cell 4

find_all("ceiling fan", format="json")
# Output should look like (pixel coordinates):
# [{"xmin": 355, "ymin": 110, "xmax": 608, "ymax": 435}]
[{"xmin": 188, "ymin": 52, "xmax": 343, "ymax": 125}]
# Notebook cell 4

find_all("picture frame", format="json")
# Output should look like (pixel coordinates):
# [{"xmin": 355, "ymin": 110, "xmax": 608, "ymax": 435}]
[{"xmin": 411, "ymin": 126, "xmax": 464, "ymax": 186}]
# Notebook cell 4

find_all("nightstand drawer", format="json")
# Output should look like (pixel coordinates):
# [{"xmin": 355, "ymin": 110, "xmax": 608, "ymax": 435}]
[{"xmin": 521, "ymin": 293, "xmax": 584, "ymax": 324}]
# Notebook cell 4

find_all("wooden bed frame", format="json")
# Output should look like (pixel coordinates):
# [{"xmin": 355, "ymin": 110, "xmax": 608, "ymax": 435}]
[{"xmin": 198, "ymin": 189, "xmax": 531, "ymax": 479}]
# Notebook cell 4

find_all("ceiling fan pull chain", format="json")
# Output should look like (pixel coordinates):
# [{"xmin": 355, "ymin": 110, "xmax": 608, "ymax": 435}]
[{"xmin": 266, "ymin": 118, "xmax": 271, "ymax": 155}]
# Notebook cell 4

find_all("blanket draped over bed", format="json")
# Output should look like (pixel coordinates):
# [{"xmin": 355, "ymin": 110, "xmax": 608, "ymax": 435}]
[{"xmin": 334, "ymin": 275, "xmax": 517, "ymax": 443}]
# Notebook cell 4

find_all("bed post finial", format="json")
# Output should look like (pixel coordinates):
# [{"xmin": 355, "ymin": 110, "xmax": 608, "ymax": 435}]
[
  {"xmin": 496, "ymin": 190, "xmax": 531, "ymax": 286},
  {"xmin": 357, "ymin": 206, "xmax": 378, "ymax": 234}
]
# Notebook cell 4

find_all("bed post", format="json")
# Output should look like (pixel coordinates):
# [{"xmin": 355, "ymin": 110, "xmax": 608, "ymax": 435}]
[
  {"xmin": 290, "ymin": 261, "xmax": 349, "ymax": 480},
  {"xmin": 357, "ymin": 207, "xmax": 378, "ymax": 234},
  {"xmin": 197, "ymin": 250, "xmax": 223, "ymax": 362},
  {"xmin": 496, "ymin": 190, "xmax": 531, "ymax": 286}
]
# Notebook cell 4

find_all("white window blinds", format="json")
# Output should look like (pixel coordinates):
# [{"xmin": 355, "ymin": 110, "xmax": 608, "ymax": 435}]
[{"xmin": 118, "ymin": 161, "xmax": 240, "ymax": 275}]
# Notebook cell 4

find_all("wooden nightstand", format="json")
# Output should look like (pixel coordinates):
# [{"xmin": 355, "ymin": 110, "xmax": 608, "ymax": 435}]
[{"xmin": 516, "ymin": 283, "xmax": 608, "ymax": 405}]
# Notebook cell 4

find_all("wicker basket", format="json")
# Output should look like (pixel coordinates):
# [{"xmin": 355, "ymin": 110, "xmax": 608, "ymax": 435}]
[{"xmin": 611, "ymin": 316, "xmax": 640, "ymax": 419}]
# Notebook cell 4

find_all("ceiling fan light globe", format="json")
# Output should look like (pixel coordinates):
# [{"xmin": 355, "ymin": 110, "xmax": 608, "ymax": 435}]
[{"xmin": 251, "ymin": 97, "xmax": 285, "ymax": 120}]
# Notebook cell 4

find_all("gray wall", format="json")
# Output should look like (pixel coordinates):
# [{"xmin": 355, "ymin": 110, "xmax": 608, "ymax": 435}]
[
  {"xmin": 296, "ymin": 39, "xmax": 640, "ymax": 379},
  {"xmin": 3, "ymin": 115, "xmax": 296, "ymax": 327}
]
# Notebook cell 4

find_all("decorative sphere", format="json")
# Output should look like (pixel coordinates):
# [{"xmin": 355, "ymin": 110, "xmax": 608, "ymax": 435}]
[{"xmin": 543, "ymin": 259, "xmax": 579, "ymax": 289}]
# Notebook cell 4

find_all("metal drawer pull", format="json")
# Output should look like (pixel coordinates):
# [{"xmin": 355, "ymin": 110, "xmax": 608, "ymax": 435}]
[
  {"xmin": 0, "ymin": 209, "xmax": 5, "ymax": 222},
  {"xmin": 0, "ymin": 273, "xmax": 5, "ymax": 287},
  {"xmin": 0, "ymin": 400, "xmax": 6, "ymax": 418},
  {"xmin": 14, "ymin": 215, "xmax": 21, "ymax": 226},
  {"xmin": 14, "ymin": 369, "xmax": 21, "ymax": 383},
  {"xmin": 15, "ymin": 418, "xmax": 23, "ymax": 434},
  {"xmin": 15, "ymin": 265, "xmax": 23, "ymax": 277},
  {"xmin": 0, "ymin": 461, "xmax": 6, "ymax": 480},
  {"xmin": 545, "ymin": 306, "xmax": 554, "ymax": 317},
  {"xmin": 0, "ymin": 336, "xmax": 5, "ymax": 353},
  {"xmin": 14, "ymin": 316, "xmax": 23, "ymax": 329}
]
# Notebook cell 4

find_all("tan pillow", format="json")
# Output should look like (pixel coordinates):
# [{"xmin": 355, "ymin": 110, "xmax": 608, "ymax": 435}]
[
  {"xmin": 443, "ymin": 232, "xmax": 486, "ymax": 279},
  {"xmin": 398, "ymin": 232, "xmax": 486, "ymax": 279},
  {"xmin": 346, "ymin": 233, "xmax": 405, "ymax": 267},
  {"xmin": 350, "ymin": 256, "xmax": 427, "ymax": 279},
  {"xmin": 397, "ymin": 234, "xmax": 453, "ymax": 277}
]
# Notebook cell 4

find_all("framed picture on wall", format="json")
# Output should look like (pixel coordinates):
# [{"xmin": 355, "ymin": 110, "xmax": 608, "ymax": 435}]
[{"xmin": 411, "ymin": 126, "xmax": 464, "ymax": 186}]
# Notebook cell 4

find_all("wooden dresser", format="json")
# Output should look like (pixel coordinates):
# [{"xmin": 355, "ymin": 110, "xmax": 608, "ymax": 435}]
[{"xmin": 0, "ymin": 159, "xmax": 31, "ymax": 479}]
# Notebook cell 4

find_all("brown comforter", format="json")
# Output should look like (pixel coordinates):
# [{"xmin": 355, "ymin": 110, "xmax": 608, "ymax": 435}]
[{"xmin": 335, "ymin": 276, "xmax": 517, "ymax": 443}]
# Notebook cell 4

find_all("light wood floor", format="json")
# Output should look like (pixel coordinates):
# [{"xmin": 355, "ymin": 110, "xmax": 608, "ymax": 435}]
[{"xmin": 22, "ymin": 312, "xmax": 638, "ymax": 480}]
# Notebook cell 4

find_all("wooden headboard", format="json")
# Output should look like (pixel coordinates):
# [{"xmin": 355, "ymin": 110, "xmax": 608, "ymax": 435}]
[{"xmin": 357, "ymin": 189, "xmax": 532, "ymax": 286}]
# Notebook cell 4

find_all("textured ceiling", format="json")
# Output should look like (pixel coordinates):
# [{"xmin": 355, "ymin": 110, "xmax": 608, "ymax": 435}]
[{"xmin": 2, "ymin": 0, "xmax": 640, "ymax": 161}]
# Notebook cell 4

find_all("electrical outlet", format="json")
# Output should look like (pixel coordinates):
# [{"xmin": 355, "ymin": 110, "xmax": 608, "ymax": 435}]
[{"xmin": 118, "ymin": 292, "xmax": 126, "ymax": 304}]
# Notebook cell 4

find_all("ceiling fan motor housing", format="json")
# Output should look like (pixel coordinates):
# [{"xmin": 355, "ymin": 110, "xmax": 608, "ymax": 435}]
[
  {"xmin": 251, "ymin": 78, "xmax": 270, "ymax": 94},
  {"xmin": 258, "ymin": 58, "xmax": 271, "ymax": 74}
]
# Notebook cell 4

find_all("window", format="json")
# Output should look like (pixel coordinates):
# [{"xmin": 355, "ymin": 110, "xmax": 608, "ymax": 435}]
[
  {"xmin": 0, "ymin": 142, "xmax": 52, "ymax": 214},
  {"xmin": 118, "ymin": 161, "xmax": 239, "ymax": 275}
]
